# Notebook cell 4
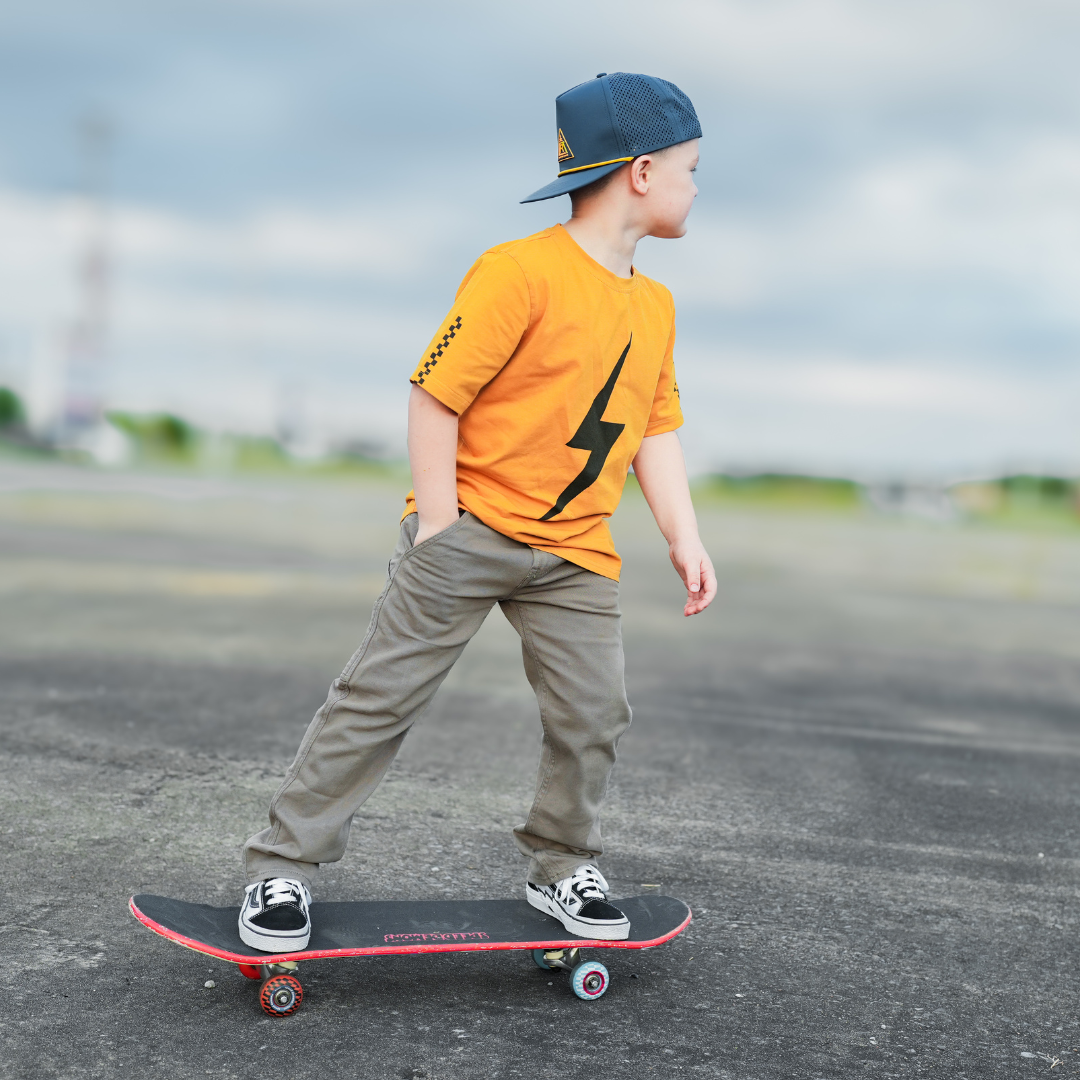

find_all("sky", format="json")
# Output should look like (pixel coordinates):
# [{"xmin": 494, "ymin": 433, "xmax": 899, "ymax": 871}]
[{"xmin": 0, "ymin": 0, "xmax": 1077, "ymax": 477}]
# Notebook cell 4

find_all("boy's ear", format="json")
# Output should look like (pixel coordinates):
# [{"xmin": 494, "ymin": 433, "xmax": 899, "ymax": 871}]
[{"xmin": 630, "ymin": 154, "xmax": 653, "ymax": 196}]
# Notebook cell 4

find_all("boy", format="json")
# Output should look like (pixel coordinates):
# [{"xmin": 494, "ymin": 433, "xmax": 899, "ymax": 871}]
[{"xmin": 239, "ymin": 72, "xmax": 716, "ymax": 951}]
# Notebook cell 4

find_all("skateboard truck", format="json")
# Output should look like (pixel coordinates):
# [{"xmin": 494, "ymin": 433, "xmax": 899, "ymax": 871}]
[
  {"xmin": 532, "ymin": 948, "xmax": 609, "ymax": 1000},
  {"xmin": 533, "ymin": 947, "xmax": 579, "ymax": 972}
]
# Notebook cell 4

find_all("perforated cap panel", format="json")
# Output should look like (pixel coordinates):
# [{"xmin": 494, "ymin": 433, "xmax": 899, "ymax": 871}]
[
  {"xmin": 656, "ymin": 78, "xmax": 703, "ymax": 144},
  {"xmin": 607, "ymin": 73, "xmax": 702, "ymax": 155}
]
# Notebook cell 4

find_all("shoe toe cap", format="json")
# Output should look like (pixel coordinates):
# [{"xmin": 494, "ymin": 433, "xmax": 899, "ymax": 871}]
[
  {"xmin": 579, "ymin": 899, "xmax": 626, "ymax": 922},
  {"xmin": 251, "ymin": 906, "xmax": 307, "ymax": 932}
]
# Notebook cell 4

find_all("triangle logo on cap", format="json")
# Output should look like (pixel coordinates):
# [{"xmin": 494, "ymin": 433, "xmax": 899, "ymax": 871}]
[{"xmin": 557, "ymin": 128, "xmax": 574, "ymax": 162}]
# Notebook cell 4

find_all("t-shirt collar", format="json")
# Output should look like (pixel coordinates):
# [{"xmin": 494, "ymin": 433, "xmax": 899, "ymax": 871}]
[{"xmin": 553, "ymin": 223, "xmax": 639, "ymax": 293}]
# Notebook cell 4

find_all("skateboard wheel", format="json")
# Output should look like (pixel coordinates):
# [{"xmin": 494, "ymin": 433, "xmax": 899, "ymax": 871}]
[
  {"xmin": 533, "ymin": 949, "xmax": 557, "ymax": 970},
  {"xmin": 260, "ymin": 974, "xmax": 303, "ymax": 1017},
  {"xmin": 237, "ymin": 964, "xmax": 262, "ymax": 980},
  {"xmin": 571, "ymin": 961, "xmax": 609, "ymax": 1001}
]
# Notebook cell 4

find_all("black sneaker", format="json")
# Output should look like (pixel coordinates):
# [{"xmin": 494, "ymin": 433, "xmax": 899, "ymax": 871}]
[
  {"xmin": 238, "ymin": 878, "xmax": 311, "ymax": 952},
  {"xmin": 526, "ymin": 864, "xmax": 630, "ymax": 940}
]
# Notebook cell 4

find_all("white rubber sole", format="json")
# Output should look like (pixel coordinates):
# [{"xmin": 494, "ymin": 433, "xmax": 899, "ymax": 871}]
[
  {"xmin": 237, "ymin": 917, "xmax": 311, "ymax": 953},
  {"xmin": 527, "ymin": 886, "xmax": 631, "ymax": 941}
]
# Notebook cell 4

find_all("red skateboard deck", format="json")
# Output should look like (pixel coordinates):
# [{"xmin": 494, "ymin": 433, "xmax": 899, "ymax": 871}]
[{"xmin": 129, "ymin": 893, "xmax": 691, "ymax": 1016}]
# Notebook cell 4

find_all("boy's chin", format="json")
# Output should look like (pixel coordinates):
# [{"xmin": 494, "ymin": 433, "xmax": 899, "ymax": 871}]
[{"xmin": 649, "ymin": 222, "xmax": 690, "ymax": 240}]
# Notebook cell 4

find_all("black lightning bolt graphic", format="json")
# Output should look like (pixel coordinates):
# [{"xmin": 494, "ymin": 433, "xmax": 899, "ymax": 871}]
[{"xmin": 540, "ymin": 336, "xmax": 631, "ymax": 522}]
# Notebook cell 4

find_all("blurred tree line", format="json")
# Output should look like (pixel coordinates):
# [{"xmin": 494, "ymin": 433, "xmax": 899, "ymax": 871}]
[
  {"xmin": 103, "ymin": 409, "xmax": 391, "ymax": 476},
  {"xmin": 0, "ymin": 387, "xmax": 26, "ymax": 428},
  {"xmin": 0, "ymin": 386, "xmax": 1076, "ymax": 527},
  {"xmin": 700, "ymin": 470, "xmax": 1079, "ymax": 527}
]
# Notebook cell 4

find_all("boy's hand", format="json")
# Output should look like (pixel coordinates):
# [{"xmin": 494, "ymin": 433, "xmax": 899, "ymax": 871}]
[
  {"xmin": 413, "ymin": 513, "xmax": 460, "ymax": 547},
  {"xmin": 668, "ymin": 536, "xmax": 716, "ymax": 616}
]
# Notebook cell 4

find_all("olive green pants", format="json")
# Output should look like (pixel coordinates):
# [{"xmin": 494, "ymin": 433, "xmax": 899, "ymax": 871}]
[{"xmin": 243, "ymin": 511, "xmax": 632, "ymax": 889}]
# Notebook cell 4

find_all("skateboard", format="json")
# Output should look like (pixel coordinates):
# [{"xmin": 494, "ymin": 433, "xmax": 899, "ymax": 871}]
[{"xmin": 129, "ymin": 893, "xmax": 691, "ymax": 1016}]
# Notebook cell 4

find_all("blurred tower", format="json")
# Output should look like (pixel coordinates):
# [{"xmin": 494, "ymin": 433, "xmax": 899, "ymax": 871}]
[{"xmin": 62, "ymin": 112, "xmax": 113, "ymax": 440}]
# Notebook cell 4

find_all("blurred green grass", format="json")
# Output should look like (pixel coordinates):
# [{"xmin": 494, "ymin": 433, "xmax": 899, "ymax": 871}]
[
  {"xmin": 951, "ymin": 475, "xmax": 1080, "ymax": 532},
  {"xmin": 1, "ymin": 389, "xmax": 1077, "ymax": 531},
  {"xmin": 692, "ymin": 473, "xmax": 863, "ymax": 512}
]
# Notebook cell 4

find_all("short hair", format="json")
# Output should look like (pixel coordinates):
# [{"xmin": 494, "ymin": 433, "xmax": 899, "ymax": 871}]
[
  {"xmin": 567, "ymin": 144, "xmax": 680, "ymax": 209},
  {"xmin": 568, "ymin": 164, "xmax": 626, "ymax": 208}
]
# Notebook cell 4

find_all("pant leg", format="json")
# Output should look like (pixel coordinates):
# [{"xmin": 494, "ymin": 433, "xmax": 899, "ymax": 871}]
[
  {"xmin": 243, "ymin": 512, "xmax": 532, "ymax": 887},
  {"xmin": 499, "ymin": 555, "xmax": 632, "ymax": 886}
]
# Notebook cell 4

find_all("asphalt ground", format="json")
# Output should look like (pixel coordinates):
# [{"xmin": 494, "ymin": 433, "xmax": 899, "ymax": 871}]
[{"xmin": 1, "ymin": 460, "xmax": 1079, "ymax": 1079}]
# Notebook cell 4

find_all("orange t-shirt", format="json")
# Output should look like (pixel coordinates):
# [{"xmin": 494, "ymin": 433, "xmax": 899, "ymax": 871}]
[{"xmin": 404, "ymin": 224, "xmax": 683, "ymax": 580}]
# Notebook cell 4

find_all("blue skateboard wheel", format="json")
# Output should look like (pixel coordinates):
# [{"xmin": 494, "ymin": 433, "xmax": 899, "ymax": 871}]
[{"xmin": 571, "ymin": 960, "xmax": 609, "ymax": 1000}]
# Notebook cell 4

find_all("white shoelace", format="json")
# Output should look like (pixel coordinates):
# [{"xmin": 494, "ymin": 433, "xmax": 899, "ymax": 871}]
[
  {"xmin": 564, "ymin": 864, "xmax": 609, "ymax": 902},
  {"xmin": 263, "ymin": 878, "xmax": 305, "ymax": 908}
]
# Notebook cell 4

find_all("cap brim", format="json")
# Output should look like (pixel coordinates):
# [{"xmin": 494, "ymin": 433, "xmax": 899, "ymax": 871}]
[{"xmin": 520, "ymin": 161, "xmax": 627, "ymax": 203}]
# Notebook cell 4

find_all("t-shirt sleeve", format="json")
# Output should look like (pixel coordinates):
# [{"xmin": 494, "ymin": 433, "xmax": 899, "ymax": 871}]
[
  {"xmin": 644, "ymin": 317, "xmax": 684, "ymax": 436},
  {"xmin": 410, "ymin": 251, "xmax": 532, "ymax": 415}
]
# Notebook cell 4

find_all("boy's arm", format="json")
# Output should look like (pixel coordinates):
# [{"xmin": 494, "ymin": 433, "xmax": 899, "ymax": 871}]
[
  {"xmin": 408, "ymin": 384, "xmax": 460, "ymax": 546},
  {"xmin": 631, "ymin": 431, "xmax": 717, "ymax": 616}
]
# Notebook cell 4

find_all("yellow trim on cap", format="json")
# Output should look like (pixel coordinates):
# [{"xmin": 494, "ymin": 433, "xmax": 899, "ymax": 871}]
[{"xmin": 557, "ymin": 156, "xmax": 634, "ymax": 177}]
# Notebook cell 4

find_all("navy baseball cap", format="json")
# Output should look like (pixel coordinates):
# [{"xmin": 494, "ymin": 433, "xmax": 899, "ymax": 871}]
[{"xmin": 521, "ymin": 72, "xmax": 702, "ymax": 204}]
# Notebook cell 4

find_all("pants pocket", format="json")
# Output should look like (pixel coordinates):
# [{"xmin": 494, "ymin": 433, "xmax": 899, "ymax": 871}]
[{"xmin": 405, "ymin": 510, "xmax": 470, "ymax": 555}]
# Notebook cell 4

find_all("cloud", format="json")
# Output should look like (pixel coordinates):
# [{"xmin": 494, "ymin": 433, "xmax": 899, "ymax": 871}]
[
  {"xmin": 643, "ymin": 131, "xmax": 1080, "ymax": 365},
  {"xmin": 677, "ymin": 348, "xmax": 1080, "ymax": 477},
  {"xmin": 669, "ymin": 0, "xmax": 1075, "ymax": 100},
  {"xmin": 0, "ymin": 0, "xmax": 1077, "ymax": 474},
  {"xmin": 0, "ymin": 188, "xmax": 436, "ymax": 437}
]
